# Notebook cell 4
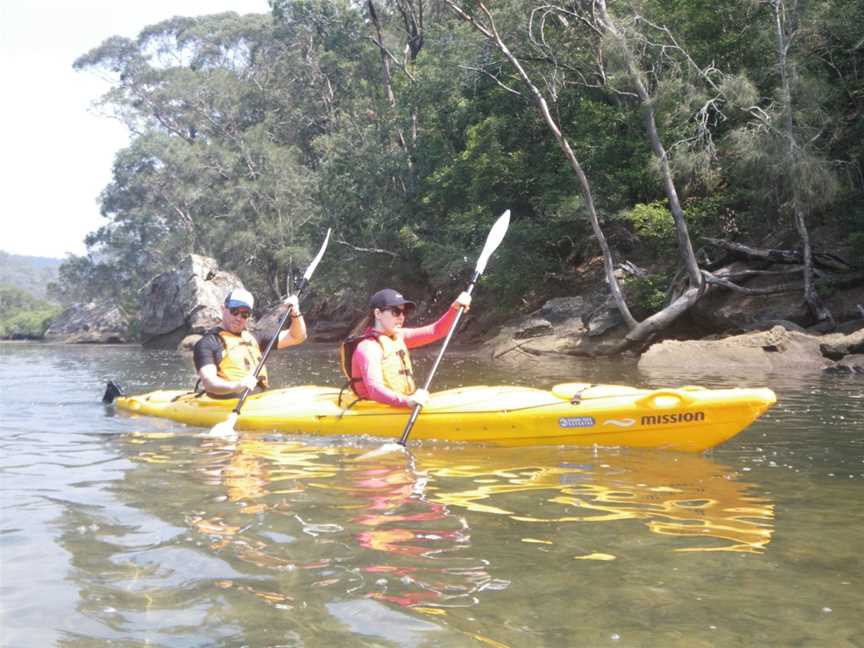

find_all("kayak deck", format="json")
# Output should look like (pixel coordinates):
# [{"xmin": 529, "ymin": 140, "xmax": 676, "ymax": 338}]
[{"xmin": 114, "ymin": 383, "xmax": 777, "ymax": 452}]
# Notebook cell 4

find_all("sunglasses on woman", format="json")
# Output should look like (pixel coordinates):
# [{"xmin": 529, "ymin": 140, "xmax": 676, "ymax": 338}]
[
  {"xmin": 229, "ymin": 307, "xmax": 252, "ymax": 319},
  {"xmin": 387, "ymin": 306, "xmax": 408, "ymax": 317}
]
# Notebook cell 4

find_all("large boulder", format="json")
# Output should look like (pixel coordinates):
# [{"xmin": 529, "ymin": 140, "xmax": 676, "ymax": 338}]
[
  {"xmin": 638, "ymin": 325, "xmax": 845, "ymax": 373},
  {"xmin": 44, "ymin": 301, "xmax": 132, "ymax": 344},
  {"xmin": 824, "ymin": 354, "xmax": 864, "ymax": 374},
  {"xmin": 690, "ymin": 258, "xmax": 864, "ymax": 333},
  {"xmin": 820, "ymin": 326, "xmax": 864, "ymax": 374},
  {"xmin": 690, "ymin": 268, "xmax": 810, "ymax": 332},
  {"xmin": 304, "ymin": 287, "xmax": 364, "ymax": 343},
  {"xmin": 140, "ymin": 255, "xmax": 245, "ymax": 348},
  {"xmin": 485, "ymin": 295, "xmax": 627, "ymax": 360},
  {"xmin": 244, "ymin": 286, "xmax": 362, "ymax": 345}
]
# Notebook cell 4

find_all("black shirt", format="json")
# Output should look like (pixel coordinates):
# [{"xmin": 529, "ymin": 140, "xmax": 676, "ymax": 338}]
[{"xmin": 193, "ymin": 327, "xmax": 269, "ymax": 372}]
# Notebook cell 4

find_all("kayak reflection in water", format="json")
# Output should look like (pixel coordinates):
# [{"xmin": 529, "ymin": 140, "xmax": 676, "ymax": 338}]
[
  {"xmin": 193, "ymin": 288, "xmax": 306, "ymax": 398},
  {"xmin": 338, "ymin": 288, "xmax": 471, "ymax": 409}
]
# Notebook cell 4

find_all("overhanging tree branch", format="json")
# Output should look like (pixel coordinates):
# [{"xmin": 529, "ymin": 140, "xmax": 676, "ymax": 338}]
[
  {"xmin": 334, "ymin": 238, "xmax": 399, "ymax": 257},
  {"xmin": 446, "ymin": 0, "xmax": 638, "ymax": 331}
]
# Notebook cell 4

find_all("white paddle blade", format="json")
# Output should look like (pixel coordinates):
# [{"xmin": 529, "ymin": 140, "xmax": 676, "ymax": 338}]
[
  {"xmin": 303, "ymin": 228, "xmax": 332, "ymax": 281},
  {"xmin": 354, "ymin": 442, "xmax": 406, "ymax": 461},
  {"xmin": 474, "ymin": 209, "xmax": 510, "ymax": 275},
  {"xmin": 208, "ymin": 412, "xmax": 239, "ymax": 438}
]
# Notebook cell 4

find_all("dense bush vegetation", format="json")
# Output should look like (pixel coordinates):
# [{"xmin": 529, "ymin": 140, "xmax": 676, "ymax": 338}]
[
  {"xmin": 0, "ymin": 286, "xmax": 62, "ymax": 339},
  {"xmin": 56, "ymin": 1, "xmax": 861, "ymax": 331}
]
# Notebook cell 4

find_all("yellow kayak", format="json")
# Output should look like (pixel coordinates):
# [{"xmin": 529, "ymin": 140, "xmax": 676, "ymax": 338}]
[{"xmin": 113, "ymin": 382, "xmax": 776, "ymax": 452}]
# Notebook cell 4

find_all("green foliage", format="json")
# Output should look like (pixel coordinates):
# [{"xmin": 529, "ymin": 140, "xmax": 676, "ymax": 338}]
[
  {"xmin": 0, "ymin": 285, "xmax": 62, "ymax": 339},
  {"xmin": 613, "ymin": 202, "xmax": 676, "ymax": 254},
  {"xmin": 614, "ymin": 194, "xmax": 741, "ymax": 259},
  {"xmin": 49, "ymin": 254, "xmax": 129, "ymax": 310},
  {"xmin": 639, "ymin": 0, "xmax": 771, "ymax": 73},
  {"xmin": 58, "ymin": 1, "xmax": 861, "ymax": 326},
  {"xmin": 623, "ymin": 274, "xmax": 670, "ymax": 315},
  {"xmin": 478, "ymin": 218, "xmax": 573, "ymax": 312},
  {"xmin": 719, "ymin": 0, "xmax": 856, "ymax": 230},
  {"xmin": 682, "ymin": 192, "xmax": 742, "ymax": 239}
]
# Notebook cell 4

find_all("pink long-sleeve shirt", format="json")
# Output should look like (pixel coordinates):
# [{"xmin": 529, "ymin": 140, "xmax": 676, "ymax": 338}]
[{"xmin": 351, "ymin": 304, "xmax": 460, "ymax": 407}]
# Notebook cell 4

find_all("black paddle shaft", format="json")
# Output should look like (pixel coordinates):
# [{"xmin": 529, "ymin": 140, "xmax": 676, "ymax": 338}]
[{"xmin": 397, "ymin": 270, "xmax": 480, "ymax": 445}]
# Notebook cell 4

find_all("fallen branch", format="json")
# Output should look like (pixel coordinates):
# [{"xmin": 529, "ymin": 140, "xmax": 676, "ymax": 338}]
[
  {"xmin": 704, "ymin": 237, "xmax": 851, "ymax": 271},
  {"xmin": 713, "ymin": 266, "xmax": 805, "ymax": 281},
  {"xmin": 702, "ymin": 271, "xmax": 799, "ymax": 295},
  {"xmin": 702, "ymin": 268, "xmax": 864, "ymax": 295},
  {"xmin": 704, "ymin": 237, "xmax": 800, "ymax": 264},
  {"xmin": 334, "ymin": 238, "xmax": 399, "ymax": 258}
]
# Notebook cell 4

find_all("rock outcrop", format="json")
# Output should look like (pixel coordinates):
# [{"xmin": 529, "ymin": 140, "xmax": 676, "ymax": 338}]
[
  {"xmin": 825, "ymin": 354, "xmax": 864, "ymax": 374},
  {"xmin": 483, "ymin": 295, "xmax": 628, "ymax": 360},
  {"xmin": 44, "ymin": 302, "xmax": 132, "ymax": 344},
  {"xmin": 638, "ymin": 324, "xmax": 864, "ymax": 374},
  {"xmin": 689, "ymin": 266, "xmax": 811, "ymax": 332},
  {"xmin": 302, "ymin": 287, "xmax": 362, "ymax": 343},
  {"xmin": 140, "ymin": 255, "xmax": 245, "ymax": 349}
]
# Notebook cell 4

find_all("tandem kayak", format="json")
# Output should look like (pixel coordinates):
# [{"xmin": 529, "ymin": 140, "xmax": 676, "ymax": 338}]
[{"xmin": 112, "ymin": 382, "xmax": 776, "ymax": 452}]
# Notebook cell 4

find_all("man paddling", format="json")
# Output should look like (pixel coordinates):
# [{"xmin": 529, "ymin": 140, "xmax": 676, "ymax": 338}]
[{"xmin": 194, "ymin": 288, "xmax": 306, "ymax": 398}]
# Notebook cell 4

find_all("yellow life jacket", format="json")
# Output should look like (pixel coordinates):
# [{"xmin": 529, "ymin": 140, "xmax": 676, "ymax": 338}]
[
  {"xmin": 339, "ymin": 331, "xmax": 415, "ymax": 397},
  {"xmin": 217, "ymin": 329, "xmax": 269, "ymax": 389}
]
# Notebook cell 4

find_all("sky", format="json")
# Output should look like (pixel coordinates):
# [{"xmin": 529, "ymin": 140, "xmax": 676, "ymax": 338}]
[{"xmin": 0, "ymin": 1, "xmax": 271, "ymax": 259}]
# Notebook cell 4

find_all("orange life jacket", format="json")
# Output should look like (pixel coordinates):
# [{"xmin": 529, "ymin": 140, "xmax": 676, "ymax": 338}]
[{"xmin": 217, "ymin": 329, "xmax": 269, "ymax": 389}]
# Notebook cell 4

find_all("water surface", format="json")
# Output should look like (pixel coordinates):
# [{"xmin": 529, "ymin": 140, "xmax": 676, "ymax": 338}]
[{"xmin": 1, "ymin": 342, "xmax": 861, "ymax": 647}]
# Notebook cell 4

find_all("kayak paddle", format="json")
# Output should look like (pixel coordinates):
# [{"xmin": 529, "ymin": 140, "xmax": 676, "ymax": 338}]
[
  {"xmin": 209, "ymin": 228, "xmax": 331, "ymax": 437},
  {"xmin": 358, "ymin": 209, "xmax": 510, "ymax": 458}
]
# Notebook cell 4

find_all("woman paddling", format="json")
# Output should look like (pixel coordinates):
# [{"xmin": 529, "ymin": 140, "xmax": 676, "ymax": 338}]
[{"xmin": 339, "ymin": 288, "xmax": 471, "ymax": 408}]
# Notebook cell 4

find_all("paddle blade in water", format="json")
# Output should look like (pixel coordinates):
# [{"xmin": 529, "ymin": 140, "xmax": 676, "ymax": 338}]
[
  {"xmin": 208, "ymin": 412, "xmax": 239, "ymax": 438},
  {"xmin": 102, "ymin": 381, "xmax": 125, "ymax": 403},
  {"xmin": 355, "ymin": 442, "xmax": 406, "ymax": 461}
]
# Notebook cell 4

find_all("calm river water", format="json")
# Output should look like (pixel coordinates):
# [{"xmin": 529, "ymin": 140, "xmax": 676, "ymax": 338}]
[{"xmin": 1, "ymin": 341, "xmax": 862, "ymax": 647}]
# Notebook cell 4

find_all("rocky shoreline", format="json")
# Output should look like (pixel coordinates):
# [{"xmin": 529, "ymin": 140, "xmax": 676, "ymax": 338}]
[
  {"xmin": 478, "ymin": 305, "xmax": 863, "ymax": 375},
  {"xmin": 638, "ymin": 326, "xmax": 864, "ymax": 375},
  {"xmin": 40, "ymin": 253, "xmax": 864, "ymax": 376}
]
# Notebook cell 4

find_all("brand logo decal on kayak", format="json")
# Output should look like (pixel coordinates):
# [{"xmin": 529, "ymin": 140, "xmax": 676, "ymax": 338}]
[
  {"xmin": 558, "ymin": 416, "xmax": 596, "ymax": 428},
  {"xmin": 641, "ymin": 411, "xmax": 706, "ymax": 425},
  {"xmin": 603, "ymin": 418, "xmax": 635, "ymax": 428}
]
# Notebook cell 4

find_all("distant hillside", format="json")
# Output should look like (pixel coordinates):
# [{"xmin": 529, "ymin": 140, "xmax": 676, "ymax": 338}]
[{"xmin": 0, "ymin": 251, "xmax": 63, "ymax": 300}]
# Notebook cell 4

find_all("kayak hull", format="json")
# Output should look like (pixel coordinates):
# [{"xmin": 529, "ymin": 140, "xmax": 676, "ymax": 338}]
[{"xmin": 114, "ymin": 383, "xmax": 777, "ymax": 452}]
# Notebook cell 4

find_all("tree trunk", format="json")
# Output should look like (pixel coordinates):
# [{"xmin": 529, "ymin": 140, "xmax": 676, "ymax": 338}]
[
  {"xmin": 367, "ymin": 0, "xmax": 414, "ymax": 181},
  {"xmin": 771, "ymin": 0, "xmax": 834, "ymax": 325},
  {"xmin": 446, "ymin": 1, "xmax": 637, "ymax": 329},
  {"xmin": 595, "ymin": 0, "xmax": 702, "ymax": 289}
]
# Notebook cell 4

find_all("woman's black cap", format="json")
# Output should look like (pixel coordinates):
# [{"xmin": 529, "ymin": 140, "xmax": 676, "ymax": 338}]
[{"xmin": 370, "ymin": 288, "xmax": 416, "ymax": 311}]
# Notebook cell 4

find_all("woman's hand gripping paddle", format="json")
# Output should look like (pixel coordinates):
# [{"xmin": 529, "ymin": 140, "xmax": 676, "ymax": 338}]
[
  {"xmin": 357, "ymin": 210, "xmax": 510, "ymax": 459},
  {"xmin": 209, "ymin": 229, "xmax": 331, "ymax": 437}
]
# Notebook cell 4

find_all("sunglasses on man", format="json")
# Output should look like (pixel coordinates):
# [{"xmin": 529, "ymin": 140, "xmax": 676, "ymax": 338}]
[{"xmin": 229, "ymin": 307, "xmax": 252, "ymax": 319}]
